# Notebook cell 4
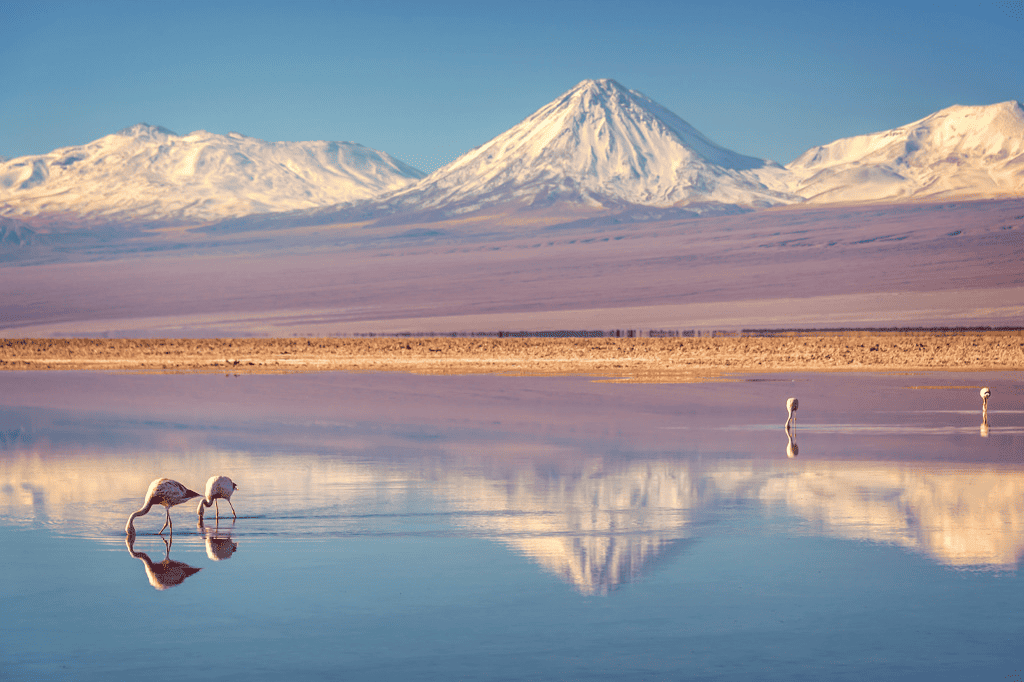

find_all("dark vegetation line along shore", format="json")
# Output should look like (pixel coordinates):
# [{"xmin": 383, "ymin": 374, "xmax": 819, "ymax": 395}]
[
  {"xmin": 356, "ymin": 326, "xmax": 1024, "ymax": 339},
  {"xmin": 2, "ymin": 332, "xmax": 1022, "ymax": 381}
]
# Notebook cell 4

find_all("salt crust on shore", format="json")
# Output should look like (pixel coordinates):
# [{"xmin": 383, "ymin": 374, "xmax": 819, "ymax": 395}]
[{"xmin": 3, "ymin": 333, "xmax": 1022, "ymax": 382}]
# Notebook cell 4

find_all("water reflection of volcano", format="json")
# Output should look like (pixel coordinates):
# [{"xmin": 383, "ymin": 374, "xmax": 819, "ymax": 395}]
[
  {"xmin": 436, "ymin": 457, "xmax": 1024, "ymax": 589},
  {"xmin": 440, "ymin": 460, "xmax": 703, "ymax": 594},
  {"xmin": 4, "ymin": 451, "xmax": 1024, "ymax": 593},
  {"xmin": 501, "ymin": 533, "xmax": 694, "ymax": 596}
]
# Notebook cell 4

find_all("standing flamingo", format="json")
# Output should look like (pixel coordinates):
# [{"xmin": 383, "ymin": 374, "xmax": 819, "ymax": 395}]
[
  {"xmin": 980, "ymin": 387, "xmax": 991, "ymax": 425},
  {"xmin": 197, "ymin": 475, "xmax": 239, "ymax": 523},
  {"xmin": 125, "ymin": 478, "xmax": 200, "ymax": 536},
  {"xmin": 785, "ymin": 397, "xmax": 799, "ymax": 430}
]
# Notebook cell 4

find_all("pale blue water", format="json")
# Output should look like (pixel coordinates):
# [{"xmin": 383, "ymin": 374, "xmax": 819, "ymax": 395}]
[{"xmin": 2, "ymin": 370, "xmax": 1023, "ymax": 681}]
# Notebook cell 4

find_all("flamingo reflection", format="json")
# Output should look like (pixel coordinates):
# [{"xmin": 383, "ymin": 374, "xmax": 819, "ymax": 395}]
[
  {"xmin": 786, "ymin": 428, "xmax": 799, "ymax": 458},
  {"xmin": 200, "ymin": 526, "xmax": 239, "ymax": 561},
  {"xmin": 124, "ymin": 535, "xmax": 202, "ymax": 590}
]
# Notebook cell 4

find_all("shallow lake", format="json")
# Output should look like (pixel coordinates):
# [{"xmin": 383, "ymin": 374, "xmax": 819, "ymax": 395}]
[{"xmin": 2, "ymin": 369, "xmax": 1023, "ymax": 681}]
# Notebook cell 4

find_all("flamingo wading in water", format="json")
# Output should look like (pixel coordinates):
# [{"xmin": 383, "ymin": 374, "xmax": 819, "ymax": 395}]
[
  {"xmin": 125, "ymin": 478, "xmax": 200, "ymax": 536},
  {"xmin": 197, "ymin": 475, "xmax": 239, "ymax": 523},
  {"xmin": 786, "ymin": 397, "xmax": 799, "ymax": 430},
  {"xmin": 980, "ymin": 387, "xmax": 991, "ymax": 424}
]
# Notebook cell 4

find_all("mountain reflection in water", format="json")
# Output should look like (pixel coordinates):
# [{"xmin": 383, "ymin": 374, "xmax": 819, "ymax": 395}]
[
  {"xmin": 3, "ymin": 449, "xmax": 1022, "ymax": 594},
  {"xmin": 446, "ymin": 458, "xmax": 1024, "ymax": 592},
  {"xmin": 1, "ymin": 371, "xmax": 1022, "ymax": 595}
]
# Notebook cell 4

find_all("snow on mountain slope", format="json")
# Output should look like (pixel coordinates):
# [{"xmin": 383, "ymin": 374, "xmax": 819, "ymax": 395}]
[
  {"xmin": 0, "ymin": 125, "xmax": 424, "ymax": 225},
  {"xmin": 4, "ymin": 89, "xmax": 1022, "ymax": 235},
  {"xmin": 381, "ymin": 79, "xmax": 798, "ymax": 212},
  {"xmin": 786, "ymin": 101, "xmax": 1024, "ymax": 203}
]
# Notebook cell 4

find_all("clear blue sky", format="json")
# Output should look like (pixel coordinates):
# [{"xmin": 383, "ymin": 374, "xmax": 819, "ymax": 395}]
[{"xmin": 2, "ymin": 0, "xmax": 1023, "ymax": 171}]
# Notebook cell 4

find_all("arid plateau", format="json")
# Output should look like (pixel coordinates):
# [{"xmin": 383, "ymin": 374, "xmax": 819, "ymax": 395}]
[{"xmin": 2, "ymin": 199, "xmax": 1023, "ymax": 340}]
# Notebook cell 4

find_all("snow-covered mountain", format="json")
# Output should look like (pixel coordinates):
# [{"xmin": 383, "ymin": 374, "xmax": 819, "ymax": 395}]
[
  {"xmin": 785, "ymin": 101, "xmax": 1024, "ymax": 203},
  {"xmin": 0, "ymin": 125, "xmax": 424, "ymax": 225},
  {"xmin": 378, "ymin": 79, "xmax": 798, "ymax": 213},
  {"xmin": 3, "ymin": 86, "xmax": 1023, "ymax": 235}
]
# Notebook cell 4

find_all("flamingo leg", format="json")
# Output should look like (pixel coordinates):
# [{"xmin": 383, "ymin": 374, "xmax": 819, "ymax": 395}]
[
  {"xmin": 159, "ymin": 508, "xmax": 170, "ymax": 535},
  {"xmin": 215, "ymin": 499, "xmax": 221, "ymax": 520},
  {"xmin": 227, "ymin": 499, "xmax": 237, "ymax": 520}
]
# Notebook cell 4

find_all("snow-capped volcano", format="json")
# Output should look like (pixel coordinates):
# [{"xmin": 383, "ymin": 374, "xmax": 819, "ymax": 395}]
[
  {"xmin": 0, "ymin": 125, "xmax": 424, "ymax": 225},
  {"xmin": 3, "ymin": 85, "xmax": 1023, "ymax": 236},
  {"xmin": 786, "ymin": 101, "xmax": 1024, "ymax": 203},
  {"xmin": 382, "ymin": 79, "xmax": 797, "ymax": 212}
]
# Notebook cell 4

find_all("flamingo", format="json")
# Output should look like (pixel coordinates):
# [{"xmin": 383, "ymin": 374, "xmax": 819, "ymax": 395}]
[
  {"xmin": 980, "ymin": 387, "xmax": 991, "ymax": 424},
  {"xmin": 125, "ymin": 478, "xmax": 200, "ymax": 536},
  {"xmin": 785, "ymin": 397, "xmax": 799, "ymax": 430},
  {"xmin": 197, "ymin": 475, "xmax": 239, "ymax": 523}
]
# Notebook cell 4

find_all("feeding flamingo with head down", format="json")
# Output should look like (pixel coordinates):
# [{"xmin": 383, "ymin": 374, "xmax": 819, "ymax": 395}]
[
  {"xmin": 785, "ymin": 397, "xmax": 799, "ymax": 430},
  {"xmin": 197, "ymin": 475, "xmax": 239, "ymax": 524},
  {"xmin": 125, "ymin": 478, "xmax": 200, "ymax": 536}
]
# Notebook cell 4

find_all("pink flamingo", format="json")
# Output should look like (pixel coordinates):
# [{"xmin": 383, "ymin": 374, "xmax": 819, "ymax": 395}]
[{"xmin": 125, "ymin": 478, "xmax": 200, "ymax": 536}]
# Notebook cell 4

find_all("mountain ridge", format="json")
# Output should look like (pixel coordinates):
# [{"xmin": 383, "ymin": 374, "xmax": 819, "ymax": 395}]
[
  {"xmin": 2, "ymin": 82, "xmax": 1023, "ymax": 234},
  {"xmin": 0, "ymin": 125, "xmax": 424, "ymax": 226},
  {"xmin": 786, "ymin": 100, "xmax": 1024, "ymax": 203}
]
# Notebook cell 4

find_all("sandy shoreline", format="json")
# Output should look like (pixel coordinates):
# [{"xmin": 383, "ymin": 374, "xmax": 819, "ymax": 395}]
[{"xmin": 2, "ymin": 333, "xmax": 1022, "ymax": 382}]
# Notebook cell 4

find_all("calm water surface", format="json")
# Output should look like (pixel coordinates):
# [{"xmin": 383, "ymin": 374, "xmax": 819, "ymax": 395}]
[{"xmin": 2, "ymin": 370, "xmax": 1023, "ymax": 681}]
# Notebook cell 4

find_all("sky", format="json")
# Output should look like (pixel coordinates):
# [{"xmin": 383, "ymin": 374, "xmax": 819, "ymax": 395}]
[{"xmin": 2, "ymin": 0, "xmax": 1023, "ymax": 172}]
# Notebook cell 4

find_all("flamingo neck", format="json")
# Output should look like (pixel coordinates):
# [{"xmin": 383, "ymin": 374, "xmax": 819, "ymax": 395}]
[
  {"xmin": 197, "ymin": 496, "xmax": 214, "ymax": 519},
  {"xmin": 125, "ymin": 500, "xmax": 154, "ymax": 534}
]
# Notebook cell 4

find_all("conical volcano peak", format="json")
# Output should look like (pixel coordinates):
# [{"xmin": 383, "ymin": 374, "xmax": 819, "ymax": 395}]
[
  {"xmin": 562, "ymin": 79, "xmax": 652, "ymax": 117},
  {"xmin": 384, "ymin": 78, "xmax": 787, "ymax": 211},
  {"xmin": 558, "ymin": 78, "xmax": 656, "ymax": 115},
  {"xmin": 568, "ymin": 78, "xmax": 628, "ymax": 95},
  {"xmin": 576, "ymin": 77, "xmax": 622, "ymax": 88},
  {"xmin": 537, "ymin": 79, "xmax": 769, "ymax": 172}
]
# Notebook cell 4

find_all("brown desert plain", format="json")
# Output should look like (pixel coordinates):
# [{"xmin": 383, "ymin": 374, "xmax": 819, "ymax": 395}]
[
  {"xmin": 1, "ymin": 198, "xmax": 1022, "ymax": 379},
  {"xmin": 2, "ymin": 333, "xmax": 1023, "ymax": 381}
]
